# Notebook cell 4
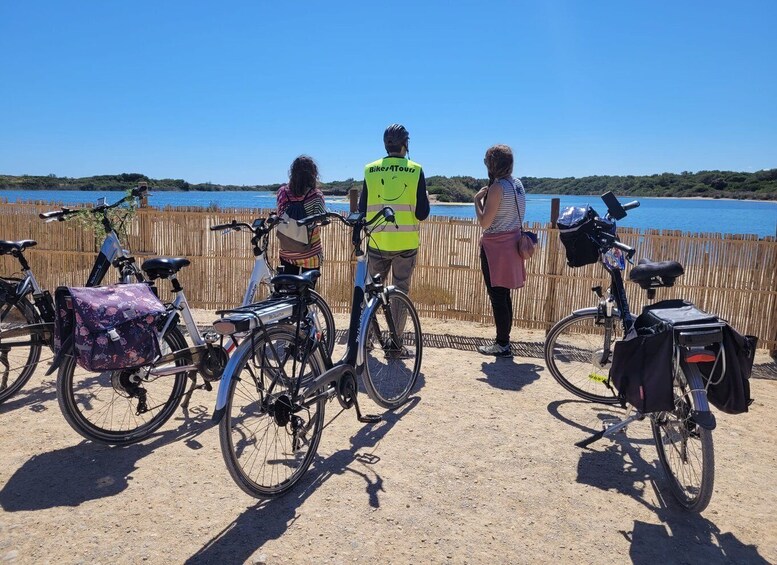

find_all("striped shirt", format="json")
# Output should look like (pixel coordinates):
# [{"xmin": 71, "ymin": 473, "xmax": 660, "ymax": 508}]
[
  {"xmin": 484, "ymin": 177, "xmax": 526, "ymax": 234},
  {"xmin": 276, "ymin": 184, "xmax": 326, "ymax": 268}
]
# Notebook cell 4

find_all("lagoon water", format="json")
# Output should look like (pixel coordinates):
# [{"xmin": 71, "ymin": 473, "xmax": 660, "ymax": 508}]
[{"xmin": 1, "ymin": 189, "xmax": 775, "ymax": 237}]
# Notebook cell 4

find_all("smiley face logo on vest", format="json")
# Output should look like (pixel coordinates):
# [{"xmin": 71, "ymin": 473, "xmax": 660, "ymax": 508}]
[{"xmin": 379, "ymin": 177, "xmax": 408, "ymax": 202}]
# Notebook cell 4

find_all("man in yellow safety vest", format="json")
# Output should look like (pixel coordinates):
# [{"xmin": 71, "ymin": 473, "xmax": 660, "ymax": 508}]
[{"xmin": 358, "ymin": 123, "xmax": 430, "ymax": 299}]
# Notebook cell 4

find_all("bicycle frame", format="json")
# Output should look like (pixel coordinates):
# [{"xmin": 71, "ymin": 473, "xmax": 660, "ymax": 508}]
[{"xmin": 86, "ymin": 229, "xmax": 142, "ymax": 287}]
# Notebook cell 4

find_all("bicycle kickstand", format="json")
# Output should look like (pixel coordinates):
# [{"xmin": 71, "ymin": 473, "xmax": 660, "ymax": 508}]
[
  {"xmin": 180, "ymin": 371, "xmax": 211, "ymax": 412},
  {"xmin": 575, "ymin": 413, "xmax": 642, "ymax": 448},
  {"xmin": 352, "ymin": 394, "xmax": 381, "ymax": 424}
]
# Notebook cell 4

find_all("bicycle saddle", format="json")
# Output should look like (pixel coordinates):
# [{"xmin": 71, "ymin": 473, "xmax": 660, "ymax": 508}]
[
  {"xmin": 141, "ymin": 257, "xmax": 191, "ymax": 279},
  {"xmin": 629, "ymin": 258, "xmax": 684, "ymax": 288},
  {"xmin": 271, "ymin": 270, "xmax": 321, "ymax": 291},
  {"xmin": 0, "ymin": 240, "xmax": 37, "ymax": 255}
]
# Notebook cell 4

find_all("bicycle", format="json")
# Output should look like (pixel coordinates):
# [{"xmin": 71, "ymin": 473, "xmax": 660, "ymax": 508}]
[
  {"xmin": 0, "ymin": 187, "xmax": 146, "ymax": 405},
  {"xmin": 211, "ymin": 207, "xmax": 422, "ymax": 497},
  {"xmin": 209, "ymin": 214, "xmax": 335, "ymax": 357},
  {"xmin": 55, "ymin": 212, "xmax": 336, "ymax": 446},
  {"xmin": 544, "ymin": 191, "xmax": 723, "ymax": 512}
]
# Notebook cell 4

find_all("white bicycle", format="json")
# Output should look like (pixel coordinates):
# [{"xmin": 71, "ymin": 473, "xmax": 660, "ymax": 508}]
[{"xmin": 209, "ymin": 214, "xmax": 335, "ymax": 357}]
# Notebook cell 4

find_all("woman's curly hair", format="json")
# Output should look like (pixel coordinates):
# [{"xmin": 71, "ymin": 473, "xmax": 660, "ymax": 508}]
[
  {"xmin": 484, "ymin": 144, "xmax": 513, "ymax": 183},
  {"xmin": 288, "ymin": 155, "xmax": 319, "ymax": 197}
]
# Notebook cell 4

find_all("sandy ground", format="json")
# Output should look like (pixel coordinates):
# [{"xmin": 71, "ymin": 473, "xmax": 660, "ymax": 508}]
[{"xmin": 1, "ymin": 313, "xmax": 776, "ymax": 565}]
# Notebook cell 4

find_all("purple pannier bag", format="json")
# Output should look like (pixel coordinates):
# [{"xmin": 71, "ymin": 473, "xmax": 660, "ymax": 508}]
[{"xmin": 66, "ymin": 283, "xmax": 165, "ymax": 372}]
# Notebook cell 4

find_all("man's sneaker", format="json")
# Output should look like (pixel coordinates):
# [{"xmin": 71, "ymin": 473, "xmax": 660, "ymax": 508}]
[
  {"xmin": 477, "ymin": 343, "xmax": 513, "ymax": 357},
  {"xmin": 385, "ymin": 346, "xmax": 413, "ymax": 360}
]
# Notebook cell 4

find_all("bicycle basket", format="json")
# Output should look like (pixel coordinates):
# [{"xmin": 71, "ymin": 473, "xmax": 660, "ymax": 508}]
[
  {"xmin": 55, "ymin": 283, "xmax": 165, "ymax": 371},
  {"xmin": 557, "ymin": 206, "xmax": 612, "ymax": 267}
]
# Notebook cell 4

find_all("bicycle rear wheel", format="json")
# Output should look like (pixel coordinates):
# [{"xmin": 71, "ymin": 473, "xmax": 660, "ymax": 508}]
[
  {"xmin": 544, "ymin": 311, "xmax": 621, "ymax": 404},
  {"xmin": 0, "ymin": 298, "xmax": 45, "ymax": 405},
  {"xmin": 651, "ymin": 362, "xmax": 715, "ymax": 512},
  {"xmin": 308, "ymin": 289, "xmax": 336, "ymax": 358},
  {"xmin": 219, "ymin": 323, "xmax": 325, "ymax": 498},
  {"xmin": 56, "ymin": 326, "xmax": 189, "ymax": 445},
  {"xmin": 361, "ymin": 289, "xmax": 422, "ymax": 409}
]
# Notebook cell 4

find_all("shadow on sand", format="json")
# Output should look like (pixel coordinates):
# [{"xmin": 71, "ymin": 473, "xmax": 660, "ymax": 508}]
[
  {"xmin": 0, "ymin": 406, "xmax": 214, "ymax": 511},
  {"xmin": 185, "ymin": 395, "xmax": 420, "ymax": 564},
  {"xmin": 547, "ymin": 399, "xmax": 768, "ymax": 563}
]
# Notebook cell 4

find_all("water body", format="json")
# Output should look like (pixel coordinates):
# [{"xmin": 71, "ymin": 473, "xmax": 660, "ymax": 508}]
[{"xmin": 1, "ymin": 189, "xmax": 775, "ymax": 237}]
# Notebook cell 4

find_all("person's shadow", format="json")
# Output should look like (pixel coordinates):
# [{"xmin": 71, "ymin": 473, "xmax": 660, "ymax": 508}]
[
  {"xmin": 548, "ymin": 400, "xmax": 769, "ymax": 563},
  {"xmin": 0, "ymin": 405, "xmax": 214, "ymax": 511},
  {"xmin": 185, "ymin": 395, "xmax": 420, "ymax": 565},
  {"xmin": 478, "ymin": 360, "xmax": 542, "ymax": 391}
]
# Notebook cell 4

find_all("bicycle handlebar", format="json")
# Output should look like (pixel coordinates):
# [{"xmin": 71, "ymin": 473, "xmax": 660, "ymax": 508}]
[
  {"xmin": 39, "ymin": 186, "xmax": 148, "ymax": 222},
  {"xmin": 297, "ymin": 207, "xmax": 396, "ymax": 229},
  {"xmin": 622, "ymin": 200, "xmax": 640, "ymax": 212},
  {"xmin": 210, "ymin": 213, "xmax": 281, "ymax": 236}
]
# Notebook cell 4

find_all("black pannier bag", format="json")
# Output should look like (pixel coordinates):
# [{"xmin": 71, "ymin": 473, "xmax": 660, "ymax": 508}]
[
  {"xmin": 610, "ymin": 323, "xmax": 675, "ymax": 413},
  {"xmin": 610, "ymin": 300, "xmax": 718, "ymax": 413},
  {"xmin": 698, "ymin": 326, "xmax": 756, "ymax": 414},
  {"xmin": 639, "ymin": 300, "xmax": 755, "ymax": 414},
  {"xmin": 557, "ymin": 206, "xmax": 614, "ymax": 267},
  {"xmin": 611, "ymin": 299, "xmax": 755, "ymax": 415}
]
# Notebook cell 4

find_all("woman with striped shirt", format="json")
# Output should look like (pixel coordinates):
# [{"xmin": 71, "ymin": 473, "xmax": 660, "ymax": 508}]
[
  {"xmin": 473, "ymin": 144, "xmax": 527, "ymax": 357},
  {"xmin": 275, "ymin": 155, "xmax": 327, "ymax": 275}
]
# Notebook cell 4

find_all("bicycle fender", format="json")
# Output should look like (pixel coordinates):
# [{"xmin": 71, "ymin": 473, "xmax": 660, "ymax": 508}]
[
  {"xmin": 212, "ymin": 336, "xmax": 256, "ymax": 422},
  {"xmin": 355, "ymin": 298, "xmax": 379, "ymax": 369}
]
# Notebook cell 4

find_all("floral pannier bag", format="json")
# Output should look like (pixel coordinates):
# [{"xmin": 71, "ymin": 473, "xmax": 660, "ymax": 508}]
[{"xmin": 54, "ymin": 283, "xmax": 165, "ymax": 372}]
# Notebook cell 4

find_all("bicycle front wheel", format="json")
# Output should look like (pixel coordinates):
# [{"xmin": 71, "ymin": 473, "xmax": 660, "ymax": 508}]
[
  {"xmin": 219, "ymin": 323, "xmax": 325, "ymax": 498},
  {"xmin": 544, "ymin": 311, "xmax": 622, "ymax": 404},
  {"xmin": 361, "ymin": 289, "xmax": 422, "ymax": 409},
  {"xmin": 0, "ymin": 298, "xmax": 45, "ymax": 405},
  {"xmin": 651, "ymin": 362, "xmax": 715, "ymax": 512},
  {"xmin": 56, "ymin": 326, "xmax": 189, "ymax": 445}
]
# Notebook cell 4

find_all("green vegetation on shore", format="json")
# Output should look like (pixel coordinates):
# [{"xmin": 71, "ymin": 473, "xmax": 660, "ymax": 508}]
[{"xmin": 1, "ymin": 169, "xmax": 775, "ymax": 201}]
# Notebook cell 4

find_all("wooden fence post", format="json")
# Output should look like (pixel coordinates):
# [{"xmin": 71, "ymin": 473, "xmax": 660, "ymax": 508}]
[
  {"xmin": 349, "ymin": 187, "xmax": 359, "ymax": 213},
  {"xmin": 138, "ymin": 181, "xmax": 149, "ymax": 208},
  {"xmin": 544, "ymin": 198, "xmax": 562, "ymax": 332},
  {"xmin": 550, "ymin": 197, "xmax": 560, "ymax": 228}
]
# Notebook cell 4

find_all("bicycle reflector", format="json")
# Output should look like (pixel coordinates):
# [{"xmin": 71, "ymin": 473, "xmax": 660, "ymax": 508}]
[{"xmin": 683, "ymin": 348, "xmax": 717, "ymax": 364}]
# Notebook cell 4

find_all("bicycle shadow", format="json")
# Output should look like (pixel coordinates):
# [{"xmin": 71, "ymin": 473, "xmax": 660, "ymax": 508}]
[
  {"xmin": 558, "ymin": 401, "xmax": 770, "ymax": 563},
  {"xmin": 546, "ymin": 399, "xmax": 655, "ymax": 446},
  {"xmin": 0, "ymin": 406, "xmax": 214, "ymax": 511},
  {"xmin": 0, "ymin": 378, "xmax": 57, "ymax": 414},
  {"xmin": 477, "ymin": 361, "xmax": 542, "ymax": 391},
  {"xmin": 185, "ymin": 396, "xmax": 420, "ymax": 565},
  {"xmin": 627, "ymin": 514, "xmax": 769, "ymax": 564}
]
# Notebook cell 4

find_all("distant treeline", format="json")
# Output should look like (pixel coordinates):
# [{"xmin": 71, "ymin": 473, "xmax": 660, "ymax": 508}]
[{"xmin": 1, "ymin": 169, "xmax": 776, "ymax": 201}]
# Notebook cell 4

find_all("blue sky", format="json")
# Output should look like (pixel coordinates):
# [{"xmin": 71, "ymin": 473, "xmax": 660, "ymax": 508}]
[{"xmin": 1, "ymin": 1, "xmax": 775, "ymax": 185}]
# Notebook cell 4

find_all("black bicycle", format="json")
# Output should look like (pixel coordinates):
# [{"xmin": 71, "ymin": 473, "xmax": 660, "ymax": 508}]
[
  {"xmin": 544, "ymin": 192, "xmax": 725, "ymax": 512},
  {"xmin": 211, "ymin": 207, "xmax": 422, "ymax": 497},
  {"xmin": 0, "ymin": 187, "xmax": 146, "ymax": 405}
]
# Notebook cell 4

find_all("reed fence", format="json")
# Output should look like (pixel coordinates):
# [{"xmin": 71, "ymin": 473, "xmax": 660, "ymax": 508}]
[{"xmin": 1, "ymin": 200, "xmax": 776, "ymax": 352}]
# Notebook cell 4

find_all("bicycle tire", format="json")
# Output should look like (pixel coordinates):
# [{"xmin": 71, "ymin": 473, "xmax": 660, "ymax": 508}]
[
  {"xmin": 308, "ymin": 289, "xmax": 336, "ymax": 358},
  {"xmin": 651, "ymin": 362, "xmax": 715, "ymax": 512},
  {"xmin": 56, "ymin": 326, "xmax": 189, "ymax": 445},
  {"xmin": 361, "ymin": 289, "xmax": 422, "ymax": 409},
  {"xmin": 544, "ymin": 310, "xmax": 621, "ymax": 405},
  {"xmin": 0, "ymin": 298, "xmax": 45, "ymax": 405},
  {"xmin": 219, "ymin": 323, "xmax": 325, "ymax": 498}
]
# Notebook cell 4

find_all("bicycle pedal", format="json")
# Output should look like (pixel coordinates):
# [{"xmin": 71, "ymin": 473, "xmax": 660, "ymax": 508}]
[{"xmin": 358, "ymin": 414, "xmax": 382, "ymax": 424}]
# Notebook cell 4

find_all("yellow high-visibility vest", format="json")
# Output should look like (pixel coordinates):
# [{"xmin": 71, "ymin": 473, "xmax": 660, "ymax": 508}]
[{"xmin": 364, "ymin": 157, "xmax": 422, "ymax": 251}]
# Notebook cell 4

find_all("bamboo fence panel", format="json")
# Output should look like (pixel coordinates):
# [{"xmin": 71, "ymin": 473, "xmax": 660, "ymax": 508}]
[{"xmin": 1, "ymin": 201, "xmax": 775, "ymax": 351}]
